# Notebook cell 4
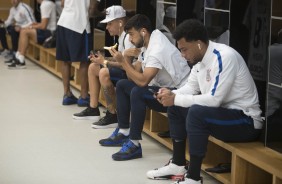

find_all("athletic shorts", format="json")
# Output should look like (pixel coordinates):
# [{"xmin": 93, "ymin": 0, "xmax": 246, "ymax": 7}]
[
  {"xmin": 37, "ymin": 29, "xmax": 52, "ymax": 44},
  {"xmin": 108, "ymin": 67, "xmax": 128, "ymax": 86},
  {"xmin": 56, "ymin": 25, "xmax": 93, "ymax": 62}
]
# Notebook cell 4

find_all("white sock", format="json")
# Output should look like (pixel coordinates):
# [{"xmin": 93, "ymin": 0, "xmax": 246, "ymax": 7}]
[
  {"xmin": 18, "ymin": 54, "xmax": 25, "ymax": 63},
  {"xmin": 16, "ymin": 51, "xmax": 20, "ymax": 58},
  {"xmin": 118, "ymin": 128, "xmax": 130, "ymax": 136},
  {"xmin": 130, "ymin": 139, "xmax": 140, "ymax": 146}
]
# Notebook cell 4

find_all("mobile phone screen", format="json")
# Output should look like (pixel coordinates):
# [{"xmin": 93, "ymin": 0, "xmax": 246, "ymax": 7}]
[{"xmin": 148, "ymin": 89, "xmax": 158, "ymax": 95}]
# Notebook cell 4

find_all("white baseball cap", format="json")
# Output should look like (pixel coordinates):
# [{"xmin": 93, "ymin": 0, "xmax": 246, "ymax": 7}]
[
  {"xmin": 100, "ymin": 5, "xmax": 126, "ymax": 23},
  {"xmin": 165, "ymin": 6, "xmax": 176, "ymax": 19}
]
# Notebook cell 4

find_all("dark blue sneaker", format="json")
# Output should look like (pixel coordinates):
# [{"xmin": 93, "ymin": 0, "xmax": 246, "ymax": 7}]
[
  {"xmin": 99, "ymin": 128, "xmax": 128, "ymax": 146},
  {"xmin": 112, "ymin": 140, "xmax": 142, "ymax": 161},
  {"xmin": 77, "ymin": 96, "xmax": 90, "ymax": 107},
  {"xmin": 62, "ymin": 94, "xmax": 78, "ymax": 105}
]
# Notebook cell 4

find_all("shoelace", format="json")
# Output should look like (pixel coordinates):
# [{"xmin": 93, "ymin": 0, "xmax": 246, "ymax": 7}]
[
  {"xmin": 84, "ymin": 107, "xmax": 93, "ymax": 113},
  {"xmin": 120, "ymin": 141, "xmax": 133, "ymax": 152},
  {"xmin": 100, "ymin": 111, "xmax": 115, "ymax": 122},
  {"xmin": 154, "ymin": 159, "xmax": 172, "ymax": 170}
]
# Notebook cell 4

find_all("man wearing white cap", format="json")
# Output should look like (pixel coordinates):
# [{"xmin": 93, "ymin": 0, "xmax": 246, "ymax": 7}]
[{"xmin": 73, "ymin": 5, "xmax": 135, "ymax": 129}]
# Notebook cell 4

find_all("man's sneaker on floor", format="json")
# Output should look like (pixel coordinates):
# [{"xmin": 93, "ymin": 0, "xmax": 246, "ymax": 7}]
[
  {"xmin": 147, "ymin": 159, "xmax": 187, "ymax": 180},
  {"xmin": 92, "ymin": 110, "xmax": 118, "ymax": 129},
  {"xmin": 62, "ymin": 94, "xmax": 78, "ymax": 105},
  {"xmin": 99, "ymin": 128, "xmax": 128, "ymax": 146},
  {"xmin": 4, "ymin": 51, "xmax": 14, "ymax": 60},
  {"xmin": 73, "ymin": 106, "xmax": 100, "ymax": 121},
  {"xmin": 0, "ymin": 49, "xmax": 11, "ymax": 57},
  {"xmin": 172, "ymin": 176, "xmax": 202, "ymax": 184},
  {"xmin": 8, "ymin": 60, "xmax": 26, "ymax": 69},
  {"xmin": 4, "ymin": 58, "xmax": 15, "ymax": 65},
  {"xmin": 112, "ymin": 140, "xmax": 142, "ymax": 161},
  {"xmin": 77, "ymin": 96, "xmax": 90, "ymax": 107}
]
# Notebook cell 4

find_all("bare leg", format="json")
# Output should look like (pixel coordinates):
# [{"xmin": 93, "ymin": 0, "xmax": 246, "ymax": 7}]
[
  {"xmin": 61, "ymin": 61, "xmax": 72, "ymax": 96},
  {"xmin": 88, "ymin": 63, "xmax": 101, "ymax": 108},
  {"xmin": 18, "ymin": 28, "xmax": 36, "ymax": 55},
  {"xmin": 79, "ymin": 61, "xmax": 90, "ymax": 98},
  {"xmin": 99, "ymin": 68, "xmax": 116, "ymax": 114}
]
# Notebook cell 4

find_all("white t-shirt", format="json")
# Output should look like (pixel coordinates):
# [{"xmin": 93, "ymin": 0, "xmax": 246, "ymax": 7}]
[
  {"xmin": 57, "ymin": 0, "xmax": 91, "ymax": 34},
  {"xmin": 4, "ymin": 2, "xmax": 35, "ymax": 28},
  {"xmin": 118, "ymin": 31, "xmax": 135, "ymax": 53},
  {"xmin": 40, "ymin": 0, "xmax": 57, "ymax": 31},
  {"xmin": 141, "ymin": 29, "xmax": 190, "ymax": 88},
  {"xmin": 173, "ymin": 41, "xmax": 262, "ymax": 129}
]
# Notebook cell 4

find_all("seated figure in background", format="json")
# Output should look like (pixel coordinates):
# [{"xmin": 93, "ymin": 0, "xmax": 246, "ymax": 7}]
[
  {"xmin": 0, "ymin": 0, "xmax": 35, "ymax": 61},
  {"xmin": 7, "ymin": 0, "xmax": 56, "ymax": 69}
]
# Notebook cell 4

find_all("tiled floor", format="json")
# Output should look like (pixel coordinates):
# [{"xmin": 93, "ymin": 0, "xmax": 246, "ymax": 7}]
[{"xmin": 0, "ymin": 56, "xmax": 220, "ymax": 184}]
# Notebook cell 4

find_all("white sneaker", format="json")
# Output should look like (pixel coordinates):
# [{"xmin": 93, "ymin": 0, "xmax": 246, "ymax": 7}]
[
  {"xmin": 172, "ymin": 177, "xmax": 202, "ymax": 184},
  {"xmin": 147, "ymin": 160, "xmax": 187, "ymax": 180}
]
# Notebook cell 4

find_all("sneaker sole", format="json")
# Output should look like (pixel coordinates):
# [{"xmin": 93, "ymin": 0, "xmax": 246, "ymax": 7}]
[
  {"xmin": 72, "ymin": 115, "xmax": 100, "ymax": 121},
  {"xmin": 16, "ymin": 66, "xmax": 26, "ymax": 69},
  {"xmin": 8, "ymin": 66, "xmax": 26, "ymax": 69},
  {"xmin": 62, "ymin": 102, "xmax": 77, "ymax": 105},
  {"xmin": 8, "ymin": 67, "xmax": 26, "ymax": 70},
  {"xmin": 147, "ymin": 175, "xmax": 185, "ymax": 180},
  {"xmin": 100, "ymin": 143, "xmax": 124, "ymax": 147},
  {"xmin": 92, "ymin": 123, "xmax": 118, "ymax": 129},
  {"xmin": 112, "ymin": 153, "xmax": 142, "ymax": 161}
]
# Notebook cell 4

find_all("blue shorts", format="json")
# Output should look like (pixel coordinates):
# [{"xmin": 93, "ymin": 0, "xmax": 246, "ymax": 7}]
[
  {"xmin": 108, "ymin": 67, "xmax": 128, "ymax": 86},
  {"xmin": 56, "ymin": 26, "xmax": 93, "ymax": 62},
  {"xmin": 37, "ymin": 29, "xmax": 52, "ymax": 44}
]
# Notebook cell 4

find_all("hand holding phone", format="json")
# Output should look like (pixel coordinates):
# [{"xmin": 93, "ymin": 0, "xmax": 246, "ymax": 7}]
[{"xmin": 148, "ymin": 88, "xmax": 158, "ymax": 96}]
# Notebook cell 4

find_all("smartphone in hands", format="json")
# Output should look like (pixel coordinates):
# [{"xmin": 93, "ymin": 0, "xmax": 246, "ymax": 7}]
[{"xmin": 148, "ymin": 88, "xmax": 158, "ymax": 96}]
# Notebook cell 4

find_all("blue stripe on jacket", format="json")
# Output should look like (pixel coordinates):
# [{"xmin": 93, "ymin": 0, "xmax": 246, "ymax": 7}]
[{"xmin": 211, "ymin": 49, "xmax": 223, "ymax": 96}]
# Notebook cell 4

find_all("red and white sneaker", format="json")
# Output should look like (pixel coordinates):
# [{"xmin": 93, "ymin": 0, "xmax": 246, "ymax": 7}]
[{"xmin": 147, "ymin": 159, "xmax": 187, "ymax": 180}]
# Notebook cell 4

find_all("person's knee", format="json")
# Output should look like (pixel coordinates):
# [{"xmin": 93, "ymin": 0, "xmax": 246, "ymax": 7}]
[
  {"xmin": 187, "ymin": 104, "xmax": 203, "ymax": 122},
  {"xmin": 99, "ymin": 68, "xmax": 110, "ymax": 81},
  {"xmin": 88, "ymin": 63, "xmax": 99, "ymax": 75},
  {"xmin": 131, "ymin": 86, "xmax": 147, "ymax": 100},
  {"xmin": 20, "ymin": 28, "xmax": 29, "ymax": 37},
  {"xmin": 186, "ymin": 104, "xmax": 206, "ymax": 133},
  {"xmin": 116, "ymin": 79, "xmax": 128, "ymax": 91}
]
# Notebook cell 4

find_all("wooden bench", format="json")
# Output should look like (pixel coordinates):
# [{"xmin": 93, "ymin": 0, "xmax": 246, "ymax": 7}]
[
  {"xmin": 144, "ymin": 110, "xmax": 282, "ymax": 184},
  {"xmin": 26, "ymin": 39, "xmax": 282, "ymax": 184},
  {"xmin": 26, "ymin": 41, "xmax": 61, "ymax": 78}
]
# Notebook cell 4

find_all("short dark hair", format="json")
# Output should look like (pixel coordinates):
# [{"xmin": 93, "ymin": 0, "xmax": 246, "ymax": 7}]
[
  {"xmin": 173, "ymin": 19, "xmax": 209, "ymax": 44},
  {"xmin": 124, "ymin": 14, "xmax": 152, "ymax": 34}
]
